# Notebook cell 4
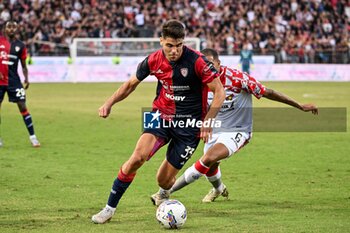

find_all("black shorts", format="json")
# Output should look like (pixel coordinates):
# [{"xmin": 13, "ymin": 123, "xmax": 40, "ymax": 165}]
[
  {"xmin": 0, "ymin": 84, "xmax": 26, "ymax": 103},
  {"xmin": 144, "ymin": 123, "xmax": 200, "ymax": 170}
]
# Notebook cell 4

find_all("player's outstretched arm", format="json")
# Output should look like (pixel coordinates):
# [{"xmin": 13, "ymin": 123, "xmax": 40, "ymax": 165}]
[
  {"xmin": 99, "ymin": 75, "xmax": 141, "ymax": 118},
  {"xmin": 201, "ymin": 78, "xmax": 225, "ymax": 142},
  {"xmin": 263, "ymin": 88, "xmax": 318, "ymax": 115}
]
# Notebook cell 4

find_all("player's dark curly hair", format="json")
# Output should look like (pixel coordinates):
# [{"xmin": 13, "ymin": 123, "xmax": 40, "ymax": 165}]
[
  {"xmin": 161, "ymin": 19, "xmax": 185, "ymax": 39},
  {"xmin": 201, "ymin": 48, "xmax": 219, "ymax": 61}
]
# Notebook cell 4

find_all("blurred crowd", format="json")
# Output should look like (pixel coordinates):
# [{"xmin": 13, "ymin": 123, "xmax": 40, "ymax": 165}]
[{"xmin": 0, "ymin": 0, "xmax": 349, "ymax": 63}]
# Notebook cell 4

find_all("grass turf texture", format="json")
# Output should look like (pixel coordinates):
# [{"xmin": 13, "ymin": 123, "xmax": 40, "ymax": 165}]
[{"xmin": 0, "ymin": 82, "xmax": 349, "ymax": 233}]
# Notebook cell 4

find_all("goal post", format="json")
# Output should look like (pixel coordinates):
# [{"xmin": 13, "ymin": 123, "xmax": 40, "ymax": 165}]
[{"xmin": 70, "ymin": 37, "xmax": 201, "ymax": 60}]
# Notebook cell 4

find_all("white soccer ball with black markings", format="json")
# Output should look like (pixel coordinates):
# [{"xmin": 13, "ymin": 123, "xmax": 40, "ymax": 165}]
[{"xmin": 156, "ymin": 199, "xmax": 187, "ymax": 229}]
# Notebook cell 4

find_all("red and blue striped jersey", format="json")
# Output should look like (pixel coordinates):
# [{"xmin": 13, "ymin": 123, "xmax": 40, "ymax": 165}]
[{"xmin": 0, "ymin": 36, "xmax": 27, "ymax": 86}]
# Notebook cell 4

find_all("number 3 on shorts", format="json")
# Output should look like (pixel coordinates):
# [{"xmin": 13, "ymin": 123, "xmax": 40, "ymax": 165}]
[
  {"xmin": 16, "ymin": 88, "xmax": 25, "ymax": 98},
  {"xmin": 180, "ymin": 146, "xmax": 195, "ymax": 160}
]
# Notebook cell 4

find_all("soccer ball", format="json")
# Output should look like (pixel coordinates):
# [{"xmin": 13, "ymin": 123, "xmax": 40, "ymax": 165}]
[{"xmin": 156, "ymin": 199, "xmax": 187, "ymax": 229}]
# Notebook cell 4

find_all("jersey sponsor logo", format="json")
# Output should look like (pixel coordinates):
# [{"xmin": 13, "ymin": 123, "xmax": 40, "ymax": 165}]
[
  {"xmin": 221, "ymin": 90, "xmax": 235, "ymax": 112},
  {"xmin": 15, "ymin": 46, "xmax": 20, "ymax": 52},
  {"xmin": 209, "ymin": 89, "xmax": 235, "ymax": 112},
  {"xmin": 165, "ymin": 93, "xmax": 186, "ymax": 101},
  {"xmin": 0, "ymin": 45, "xmax": 5, "ymax": 48},
  {"xmin": 180, "ymin": 68, "xmax": 188, "ymax": 77},
  {"xmin": 160, "ymin": 81, "xmax": 190, "ymax": 91},
  {"xmin": 221, "ymin": 102, "xmax": 234, "ymax": 112},
  {"xmin": 170, "ymin": 85, "xmax": 190, "ymax": 91}
]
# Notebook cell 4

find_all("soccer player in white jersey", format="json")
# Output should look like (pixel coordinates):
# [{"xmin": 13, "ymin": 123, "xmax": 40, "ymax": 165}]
[{"xmin": 151, "ymin": 48, "xmax": 318, "ymax": 204}]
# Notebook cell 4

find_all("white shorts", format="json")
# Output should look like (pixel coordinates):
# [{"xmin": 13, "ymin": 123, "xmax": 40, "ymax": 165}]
[{"xmin": 204, "ymin": 132, "xmax": 252, "ymax": 157}]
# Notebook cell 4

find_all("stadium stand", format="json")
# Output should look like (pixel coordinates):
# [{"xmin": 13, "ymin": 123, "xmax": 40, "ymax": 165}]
[{"xmin": 0, "ymin": 0, "xmax": 349, "ymax": 63}]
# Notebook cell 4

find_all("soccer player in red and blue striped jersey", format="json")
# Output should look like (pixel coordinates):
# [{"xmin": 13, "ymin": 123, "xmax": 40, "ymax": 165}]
[
  {"xmin": 0, "ymin": 21, "xmax": 40, "ymax": 147},
  {"xmin": 92, "ymin": 20, "xmax": 225, "ymax": 224}
]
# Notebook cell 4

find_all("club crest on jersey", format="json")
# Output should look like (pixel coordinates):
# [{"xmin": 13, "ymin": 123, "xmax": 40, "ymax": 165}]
[
  {"xmin": 180, "ymin": 68, "xmax": 188, "ymax": 77},
  {"xmin": 15, "ymin": 46, "xmax": 20, "ymax": 52}
]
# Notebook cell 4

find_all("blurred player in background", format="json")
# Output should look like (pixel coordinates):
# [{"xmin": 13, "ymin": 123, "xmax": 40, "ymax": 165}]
[
  {"xmin": 91, "ymin": 20, "xmax": 225, "ymax": 224},
  {"xmin": 162, "ymin": 48, "xmax": 318, "ymax": 203},
  {"xmin": 239, "ymin": 41, "xmax": 254, "ymax": 74},
  {"xmin": 0, "ymin": 21, "xmax": 40, "ymax": 147}
]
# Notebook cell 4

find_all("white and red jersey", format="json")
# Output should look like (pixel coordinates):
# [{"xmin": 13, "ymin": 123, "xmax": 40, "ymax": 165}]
[{"xmin": 208, "ymin": 66, "xmax": 266, "ymax": 133}]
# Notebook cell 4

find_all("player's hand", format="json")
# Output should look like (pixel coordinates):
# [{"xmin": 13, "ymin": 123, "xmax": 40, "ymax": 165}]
[
  {"xmin": 0, "ymin": 73, "xmax": 3, "ymax": 80},
  {"xmin": 98, "ymin": 103, "xmax": 112, "ymax": 118},
  {"xmin": 300, "ymin": 103, "xmax": 318, "ymax": 115},
  {"xmin": 24, "ymin": 80, "xmax": 30, "ymax": 89},
  {"xmin": 200, "ymin": 125, "xmax": 213, "ymax": 143}
]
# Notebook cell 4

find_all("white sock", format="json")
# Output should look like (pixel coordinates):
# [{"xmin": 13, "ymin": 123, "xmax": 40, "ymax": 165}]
[
  {"xmin": 216, "ymin": 183, "xmax": 224, "ymax": 193},
  {"xmin": 106, "ymin": 204, "xmax": 116, "ymax": 212},
  {"xmin": 184, "ymin": 164, "xmax": 205, "ymax": 183}
]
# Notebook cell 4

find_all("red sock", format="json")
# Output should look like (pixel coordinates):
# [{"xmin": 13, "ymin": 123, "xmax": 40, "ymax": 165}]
[{"xmin": 194, "ymin": 160, "xmax": 210, "ymax": 175}]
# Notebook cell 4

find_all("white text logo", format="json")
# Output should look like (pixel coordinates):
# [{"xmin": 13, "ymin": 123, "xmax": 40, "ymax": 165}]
[{"xmin": 165, "ymin": 93, "xmax": 186, "ymax": 101}]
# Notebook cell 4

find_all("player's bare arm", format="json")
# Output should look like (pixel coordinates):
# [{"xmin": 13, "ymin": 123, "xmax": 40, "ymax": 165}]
[
  {"xmin": 0, "ymin": 72, "xmax": 3, "ymax": 80},
  {"xmin": 200, "ymin": 78, "xmax": 225, "ymax": 142},
  {"xmin": 99, "ymin": 75, "xmax": 141, "ymax": 118},
  {"xmin": 20, "ymin": 58, "xmax": 29, "ymax": 89},
  {"xmin": 263, "ymin": 88, "xmax": 318, "ymax": 115}
]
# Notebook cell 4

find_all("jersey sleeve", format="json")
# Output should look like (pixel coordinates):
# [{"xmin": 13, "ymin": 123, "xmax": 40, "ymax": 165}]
[
  {"xmin": 135, "ymin": 56, "xmax": 150, "ymax": 81},
  {"xmin": 242, "ymin": 73, "xmax": 266, "ymax": 99},
  {"xmin": 195, "ymin": 55, "xmax": 219, "ymax": 84},
  {"xmin": 20, "ymin": 46, "xmax": 27, "ymax": 60}
]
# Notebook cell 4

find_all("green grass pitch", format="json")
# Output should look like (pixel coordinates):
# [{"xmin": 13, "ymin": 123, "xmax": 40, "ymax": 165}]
[{"xmin": 0, "ymin": 82, "xmax": 349, "ymax": 233}]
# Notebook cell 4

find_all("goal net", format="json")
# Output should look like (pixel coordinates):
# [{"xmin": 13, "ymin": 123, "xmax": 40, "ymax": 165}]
[{"xmin": 70, "ymin": 37, "xmax": 201, "ymax": 59}]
